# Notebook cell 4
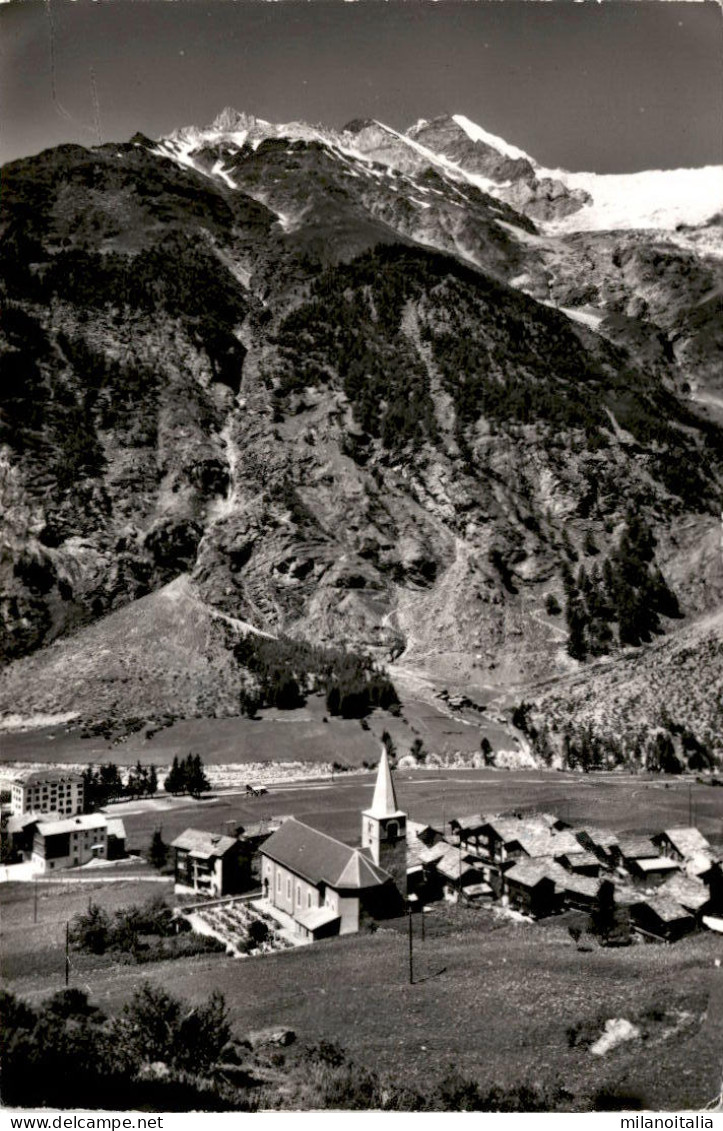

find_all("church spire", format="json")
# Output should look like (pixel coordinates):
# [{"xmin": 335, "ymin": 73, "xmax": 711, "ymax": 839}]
[
  {"xmin": 361, "ymin": 743, "xmax": 407, "ymax": 893},
  {"xmin": 368, "ymin": 744, "xmax": 402, "ymax": 818}
]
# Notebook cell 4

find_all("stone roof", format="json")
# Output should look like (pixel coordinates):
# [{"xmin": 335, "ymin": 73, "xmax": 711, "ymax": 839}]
[
  {"xmin": 171, "ymin": 828, "xmax": 237, "ymax": 858},
  {"xmin": 635, "ymin": 895, "xmax": 694, "ymax": 924},
  {"xmin": 655, "ymin": 827, "xmax": 711, "ymax": 859},
  {"xmin": 659, "ymin": 873, "xmax": 709, "ymax": 912},
  {"xmin": 419, "ymin": 842, "xmax": 451, "ymax": 866},
  {"xmin": 505, "ymin": 860, "xmax": 557, "ymax": 889},
  {"xmin": 260, "ymin": 818, "xmax": 391, "ymax": 890},
  {"xmin": 576, "ymin": 827, "xmax": 619, "ymax": 849},
  {"xmin": 452, "ymin": 813, "xmax": 488, "ymax": 833},
  {"xmin": 617, "ymin": 837, "xmax": 659, "ymax": 860},
  {"xmin": 556, "ymin": 849, "xmax": 600, "ymax": 870},
  {"xmin": 435, "ymin": 847, "xmax": 481, "ymax": 883},
  {"xmin": 559, "ymin": 872, "xmax": 604, "ymax": 900}
]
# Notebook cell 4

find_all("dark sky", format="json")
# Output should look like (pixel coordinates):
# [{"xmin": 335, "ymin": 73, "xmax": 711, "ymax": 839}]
[{"xmin": 1, "ymin": 1, "xmax": 721, "ymax": 173}]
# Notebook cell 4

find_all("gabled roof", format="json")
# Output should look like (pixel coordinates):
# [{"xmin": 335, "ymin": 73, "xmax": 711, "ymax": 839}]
[
  {"xmin": 635, "ymin": 895, "xmax": 694, "ymax": 924},
  {"xmin": 559, "ymin": 873, "xmax": 604, "ymax": 900},
  {"xmin": 36, "ymin": 814, "xmax": 107, "ymax": 836},
  {"xmin": 420, "ymin": 842, "xmax": 451, "ymax": 866},
  {"xmin": 654, "ymin": 828, "xmax": 711, "ymax": 858},
  {"xmin": 452, "ymin": 813, "xmax": 487, "ymax": 833},
  {"xmin": 505, "ymin": 860, "xmax": 557, "ymax": 889},
  {"xmin": 556, "ymin": 849, "xmax": 600, "ymax": 870},
  {"xmin": 364, "ymin": 747, "xmax": 404, "ymax": 820},
  {"xmin": 106, "ymin": 818, "xmax": 126, "ymax": 839},
  {"xmin": 576, "ymin": 828, "xmax": 619, "ymax": 849},
  {"xmin": 617, "ymin": 837, "xmax": 658, "ymax": 860},
  {"xmin": 171, "ymin": 828, "xmax": 237, "ymax": 858},
  {"xmin": 659, "ymin": 874, "xmax": 709, "ymax": 912},
  {"xmin": 435, "ymin": 847, "xmax": 481, "ymax": 884},
  {"xmin": 260, "ymin": 818, "xmax": 391, "ymax": 890},
  {"xmin": 550, "ymin": 831, "xmax": 586, "ymax": 855},
  {"xmin": 516, "ymin": 830, "xmax": 561, "ymax": 858},
  {"xmin": 8, "ymin": 810, "xmax": 63, "ymax": 833}
]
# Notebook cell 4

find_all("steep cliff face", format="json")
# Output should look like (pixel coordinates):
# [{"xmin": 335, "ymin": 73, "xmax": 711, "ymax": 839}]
[{"xmin": 1, "ymin": 112, "xmax": 722, "ymax": 753}]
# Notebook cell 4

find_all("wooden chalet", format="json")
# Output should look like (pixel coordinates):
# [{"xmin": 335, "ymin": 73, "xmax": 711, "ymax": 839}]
[
  {"xmin": 575, "ymin": 828, "xmax": 619, "ymax": 866},
  {"xmin": 611, "ymin": 836, "xmax": 660, "ymax": 871},
  {"xmin": 554, "ymin": 850, "xmax": 600, "ymax": 877},
  {"xmin": 503, "ymin": 860, "xmax": 558, "ymax": 919},
  {"xmin": 630, "ymin": 894, "xmax": 696, "ymax": 942},
  {"xmin": 652, "ymin": 827, "xmax": 711, "ymax": 862}
]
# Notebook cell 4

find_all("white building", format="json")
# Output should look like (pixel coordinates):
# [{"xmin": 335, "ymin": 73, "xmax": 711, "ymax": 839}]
[
  {"xmin": 32, "ymin": 814, "xmax": 107, "ymax": 872},
  {"xmin": 11, "ymin": 771, "xmax": 84, "ymax": 817},
  {"xmin": 259, "ymin": 748, "xmax": 407, "ymax": 941}
]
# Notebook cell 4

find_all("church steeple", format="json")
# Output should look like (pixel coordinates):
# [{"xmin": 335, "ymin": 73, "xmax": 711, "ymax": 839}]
[
  {"xmin": 367, "ymin": 744, "xmax": 401, "ymax": 818},
  {"xmin": 361, "ymin": 745, "xmax": 407, "ymax": 895}
]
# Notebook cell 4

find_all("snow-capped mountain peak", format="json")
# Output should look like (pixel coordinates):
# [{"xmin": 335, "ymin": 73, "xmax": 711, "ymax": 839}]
[
  {"xmin": 451, "ymin": 113, "xmax": 538, "ymax": 166},
  {"xmin": 153, "ymin": 108, "xmax": 723, "ymax": 237}
]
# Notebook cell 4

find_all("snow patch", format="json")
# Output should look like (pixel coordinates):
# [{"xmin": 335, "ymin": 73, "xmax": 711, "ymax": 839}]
[
  {"xmin": 452, "ymin": 113, "xmax": 537, "ymax": 166},
  {"xmin": 211, "ymin": 161, "xmax": 236, "ymax": 189},
  {"xmin": 0, "ymin": 712, "xmax": 79, "ymax": 732}
]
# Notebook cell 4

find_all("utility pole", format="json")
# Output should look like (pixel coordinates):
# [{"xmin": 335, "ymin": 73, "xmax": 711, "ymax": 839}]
[
  {"xmin": 65, "ymin": 921, "xmax": 70, "ymax": 987},
  {"xmin": 34, "ymin": 879, "xmax": 38, "ymax": 924},
  {"xmin": 407, "ymin": 902, "xmax": 414, "ymax": 985},
  {"xmin": 688, "ymin": 783, "xmax": 693, "ymax": 827}
]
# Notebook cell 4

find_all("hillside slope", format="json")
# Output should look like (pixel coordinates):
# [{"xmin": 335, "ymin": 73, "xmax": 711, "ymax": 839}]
[{"xmin": 1, "ymin": 111, "xmax": 721, "ymax": 761}]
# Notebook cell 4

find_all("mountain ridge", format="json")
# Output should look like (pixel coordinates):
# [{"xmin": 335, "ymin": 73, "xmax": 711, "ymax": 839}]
[{"xmin": 1, "ymin": 109, "xmax": 722, "ymax": 766}]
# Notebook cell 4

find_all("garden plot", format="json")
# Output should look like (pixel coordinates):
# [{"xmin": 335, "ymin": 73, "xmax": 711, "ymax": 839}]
[{"xmin": 184, "ymin": 898, "xmax": 293, "ymax": 958}]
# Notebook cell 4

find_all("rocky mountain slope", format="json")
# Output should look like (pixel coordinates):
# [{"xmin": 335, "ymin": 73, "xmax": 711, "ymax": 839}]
[{"xmin": 1, "ymin": 109, "xmax": 721, "ymax": 759}]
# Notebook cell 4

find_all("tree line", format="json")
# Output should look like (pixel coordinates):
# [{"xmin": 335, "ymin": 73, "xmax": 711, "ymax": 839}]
[
  {"xmin": 564, "ymin": 514, "xmax": 681, "ymax": 661},
  {"xmin": 82, "ymin": 761, "xmax": 158, "ymax": 809},
  {"xmin": 235, "ymin": 632, "xmax": 399, "ymax": 720}
]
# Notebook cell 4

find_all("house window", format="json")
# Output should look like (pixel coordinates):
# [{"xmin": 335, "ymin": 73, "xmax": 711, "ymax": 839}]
[
  {"xmin": 287, "ymin": 878, "xmax": 291, "ymax": 898},
  {"xmin": 307, "ymin": 893, "xmax": 312, "ymax": 908},
  {"xmin": 297, "ymin": 885, "xmax": 301, "ymax": 906},
  {"xmin": 277, "ymin": 872, "xmax": 281, "ymax": 891}
]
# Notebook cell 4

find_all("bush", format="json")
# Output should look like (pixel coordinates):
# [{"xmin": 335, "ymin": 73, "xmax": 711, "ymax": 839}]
[{"xmin": 69, "ymin": 903, "xmax": 111, "ymax": 954}]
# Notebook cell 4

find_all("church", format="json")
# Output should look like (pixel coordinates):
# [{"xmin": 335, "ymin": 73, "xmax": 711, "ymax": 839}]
[{"xmin": 258, "ymin": 748, "xmax": 408, "ymax": 941}]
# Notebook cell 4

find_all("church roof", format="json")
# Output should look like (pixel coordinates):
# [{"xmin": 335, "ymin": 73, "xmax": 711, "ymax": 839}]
[
  {"xmin": 260, "ymin": 818, "xmax": 391, "ymax": 890},
  {"xmin": 364, "ymin": 746, "xmax": 404, "ymax": 819}
]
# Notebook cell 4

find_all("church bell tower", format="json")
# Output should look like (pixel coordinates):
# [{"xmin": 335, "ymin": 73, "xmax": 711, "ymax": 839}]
[{"xmin": 361, "ymin": 746, "xmax": 407, "ymax": 896}]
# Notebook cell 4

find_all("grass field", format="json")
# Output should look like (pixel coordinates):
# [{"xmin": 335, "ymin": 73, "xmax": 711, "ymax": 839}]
[
  {"xmin": 99, "ymin": 766, "xmax": 723, "ymax": 859},
  {"xmin": 3, "ymin": 888, "xmax": 722, "ymax": 1111},
  {"xmin": 0, "ymin": 692, "xmax": 514, "ymax": 770},
  {"xmin": 0, "ymin": 876, "xmax": 175, "ymax": 982}
]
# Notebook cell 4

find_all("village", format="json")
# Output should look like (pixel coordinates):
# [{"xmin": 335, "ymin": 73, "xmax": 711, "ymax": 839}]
[{"xmin": 3, "ymin": 755, "xmax": 723, "ymax": 954}]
